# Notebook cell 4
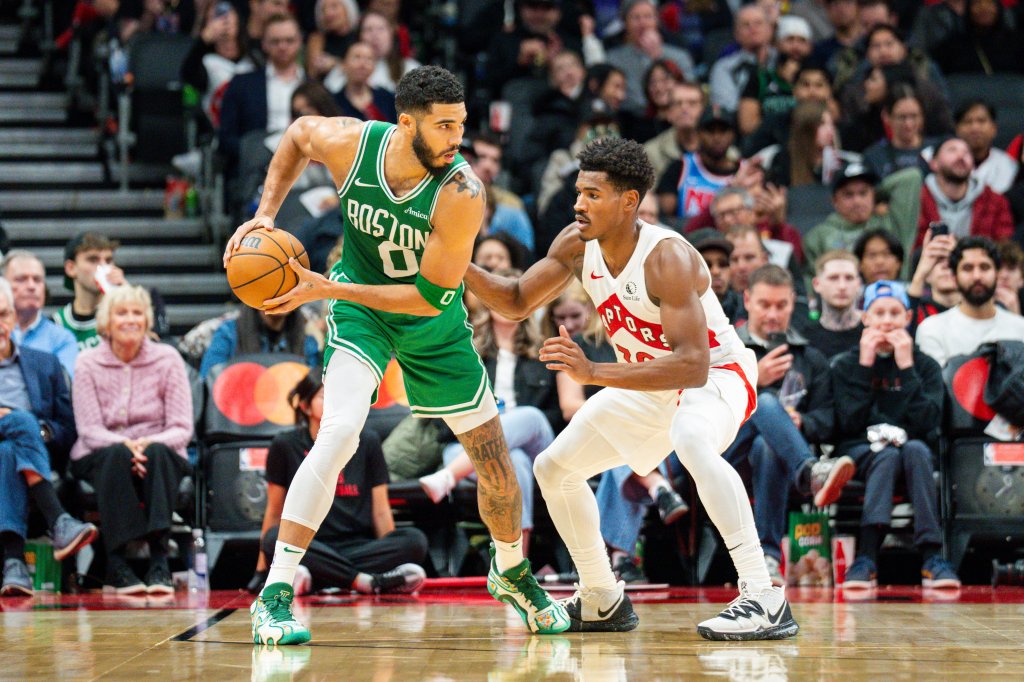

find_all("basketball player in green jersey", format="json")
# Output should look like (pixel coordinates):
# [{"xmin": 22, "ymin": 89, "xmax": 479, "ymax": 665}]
[{"xmin": 224, "ymin": 66, "xmax": 569, "ymax": 645}]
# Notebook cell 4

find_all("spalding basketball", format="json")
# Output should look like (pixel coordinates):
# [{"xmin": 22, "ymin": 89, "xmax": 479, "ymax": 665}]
[{"xmin": 226, "ymin": 227, "xmax": 311, "ymax": 309}]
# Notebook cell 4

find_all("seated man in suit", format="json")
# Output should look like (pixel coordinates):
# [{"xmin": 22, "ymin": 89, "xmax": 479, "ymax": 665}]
[
  {"xmin": 218, "ymin": 13, "xmax": 304, "ymax": 173},
  {"xmin": 0, "ymin": 278, "xmax": 96, "ymax": 596}
]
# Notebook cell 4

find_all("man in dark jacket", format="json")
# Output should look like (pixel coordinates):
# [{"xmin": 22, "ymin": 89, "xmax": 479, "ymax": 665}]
[
  {"xmin": 831, "ymin": 280, "xmax": 960, "ymax": 590},
  {"xmin": 721, "ymin": 265, "xmax": 850, "ymax": 583},
  {"xmin": 0, "ymin": 279, "xmax": 96, "ymax": 596}
]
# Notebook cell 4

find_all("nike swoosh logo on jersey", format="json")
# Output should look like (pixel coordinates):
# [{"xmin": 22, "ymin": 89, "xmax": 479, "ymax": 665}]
[
  {"xmin": 589, "ymin": 273, "xmax": 604, "ymax": 279},
  {"xmin": 354, "ymin": 178, "xmax": 378, "ymax": 188},
  {"xmin": 597, "ymin": 592, "xmax": 624, "ymax": 619}
]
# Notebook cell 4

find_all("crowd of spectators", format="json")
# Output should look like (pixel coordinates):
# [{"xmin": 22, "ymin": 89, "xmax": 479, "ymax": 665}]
[{"xmin": 9, "ymin": 0, "xmax": 1024, "ymax": 595}]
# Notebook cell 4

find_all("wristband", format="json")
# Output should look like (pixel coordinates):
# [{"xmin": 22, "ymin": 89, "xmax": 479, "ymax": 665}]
[{"xmin": 415, "ymin": 273, "xmax": 461, "ymax": 311}]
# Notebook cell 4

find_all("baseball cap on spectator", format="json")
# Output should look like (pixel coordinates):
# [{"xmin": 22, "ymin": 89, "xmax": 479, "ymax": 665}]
[
  {"xmin": 862, "ymin": 279, "xmax": 910, "ymax": 311},
  {"xmin": 776, "ymin": 15, "xmax": 812, "ymax": 42},
  {"xmin": 688, "ymin": 228, "xmax": 734, "ymax": 257},
  {"xmin": 63, "ymin": 232, "xmax": 120, "ymax": 290},
  {"xmin": 831, "ymin": 162, "xmax": 878, "ymax": 194},
  {"xmin": 698, "ymin": 107, "xmax": 736, "ymax": 132}
]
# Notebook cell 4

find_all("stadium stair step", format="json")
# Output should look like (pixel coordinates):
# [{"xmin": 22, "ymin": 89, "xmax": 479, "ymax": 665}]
[
  {"xmin": 0, "ymin": 127, "xmax": 99, "ymax": 160},
  {"xmin": 44, "ymin": 272, "xmax": 231, "ymax": 303},
  {"xmin": 5, "ymin": 217, "xmax": 207, "ymax": 243},
  {"xmin": 0, "ymin": 188, "xmax": 164, "ymax": 216},
  {"xmin": 0, "ymin": 57, "xmax": 40, "ymax": 87},
  {"xmin": 33, "ymin": 244, "xmax": 222, "ymax": 272},
  {"xmin": 0, "ymin": 27, "xmax": 234, "ymax": 337}
]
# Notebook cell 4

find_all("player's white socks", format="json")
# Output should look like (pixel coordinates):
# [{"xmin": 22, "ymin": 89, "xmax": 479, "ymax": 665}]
[
  {"xmin": 492, "ymin": 535, "xmax": 525, "ymax": 572},
  {"xmin": 419, "ymin": 468, "xmax": 455, "ymax": 504},
  {"xmin": 265, "ymin": 540, "xmax": 306, "ymax": 590},
  {"xmin": 723, "ymin": 527, "xmax": 773, "ymax": 594}
]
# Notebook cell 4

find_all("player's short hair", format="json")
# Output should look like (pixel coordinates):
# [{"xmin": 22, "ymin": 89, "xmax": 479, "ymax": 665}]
[
  {"xmin": 747, "ymin": 264, "xmax": 793, "ymax": 292},
  {"xmin": 395, "ymin": 66, "xmax": 464, "ymax": 116},
  {"xmin": 576, "ymin": 137, "xmax": 655, "ymax": 196},
  {"xmin": 815, "ymin": 249, "xmax": 859, "ymax": 275}
]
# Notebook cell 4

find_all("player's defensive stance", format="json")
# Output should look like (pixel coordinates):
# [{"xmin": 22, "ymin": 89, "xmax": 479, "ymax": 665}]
[
  {"xmin": 464, "ymin": 137, "xmax": 799, "ymax": 641},
  {"xmin": 225, "ymin": 66, "xmax": 568, "ymax": 645}
]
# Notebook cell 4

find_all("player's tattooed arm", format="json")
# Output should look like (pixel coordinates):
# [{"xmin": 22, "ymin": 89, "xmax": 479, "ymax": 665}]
[
  {"xmin": 448, "ymin": 169, "xmax": 482, "ymax": 198},
  {"xmin": 455, "ymin": 416, "xmax": 522, "ymax": 539}
]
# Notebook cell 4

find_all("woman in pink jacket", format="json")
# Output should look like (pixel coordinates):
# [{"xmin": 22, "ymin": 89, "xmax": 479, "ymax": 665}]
[{"xmin": 70, "ymin": 285, "xmax": 193, "ymax": 595}]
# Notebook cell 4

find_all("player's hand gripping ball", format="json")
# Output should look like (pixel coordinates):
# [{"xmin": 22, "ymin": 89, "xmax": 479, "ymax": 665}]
[{"xmin": 226, "ymin": 227, "xmax": 311, "ymax": 309}]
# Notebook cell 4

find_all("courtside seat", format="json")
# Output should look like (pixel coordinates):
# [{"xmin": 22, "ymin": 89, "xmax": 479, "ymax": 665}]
[{"xmin": 941, "ymin": 351, "xmax": 1024, "ymax": 570}]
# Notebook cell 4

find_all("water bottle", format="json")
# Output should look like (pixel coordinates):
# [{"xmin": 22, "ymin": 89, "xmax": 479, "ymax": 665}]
[{"xmin": 190, "ymin": 529, "xmax": 209, "ymax": 593}]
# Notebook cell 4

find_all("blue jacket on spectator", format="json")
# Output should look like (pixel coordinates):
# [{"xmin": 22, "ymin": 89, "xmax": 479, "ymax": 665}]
[{"xmin": 199, "ymin": 318, "xmax": 320, "ymax": 378}]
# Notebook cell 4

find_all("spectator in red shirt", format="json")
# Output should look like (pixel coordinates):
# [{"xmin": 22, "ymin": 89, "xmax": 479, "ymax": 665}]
[{"xmin": 915, "ymin": 137, "xmax": 1014, "ymax": 249}]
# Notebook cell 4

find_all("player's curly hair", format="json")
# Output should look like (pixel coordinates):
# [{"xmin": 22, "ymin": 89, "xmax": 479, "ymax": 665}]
[
  {"xmin": 395, "ymin": 66, "xmax": 464, "ymax": 115},
  {"xmin": 577, "ymin": 137, "xmax": 655, "ymax": 196}
]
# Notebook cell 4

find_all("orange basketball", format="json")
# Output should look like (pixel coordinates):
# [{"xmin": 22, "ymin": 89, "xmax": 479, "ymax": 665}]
[{"xmin": 226, "ymin": 227, "xmax": 311, "ymax": 309}]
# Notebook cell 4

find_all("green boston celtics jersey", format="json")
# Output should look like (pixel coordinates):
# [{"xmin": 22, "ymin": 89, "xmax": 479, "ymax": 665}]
[
  {"xmin": 53, "ymin": 303, "xmax": 101, "ymax": 351},
  {"xmin": 321, "ymin": 120, "xmax": 491, "ymax": 418},
  {"xmin": 333, "ymin": 120, "xmax": 469, "ymax": 288}
]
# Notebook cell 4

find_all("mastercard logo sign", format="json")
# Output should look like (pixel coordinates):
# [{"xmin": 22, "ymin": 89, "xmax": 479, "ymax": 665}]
[
  {"xmin": 212, "ymin": 358, "xmax": 409, "ymax": 427},
  {"xmin": 951, "ymin": 356, "xmax": 995, "ymax": 421},
  {"xmin": 212, "ymin": 361, "xmax": 311, "ymax": 426}
]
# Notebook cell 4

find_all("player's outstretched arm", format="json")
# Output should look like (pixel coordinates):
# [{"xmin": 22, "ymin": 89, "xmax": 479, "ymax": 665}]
[
  {"xmin": 540, "ymin": 239, "xmax": 711, "ymax": 391},
  {"xmin": 222, "ymin": 116, "xmax": 363, "ymax": 267},
  {"xmin": 463, "ymin": 223, "xmax": 583, "ymax": 320},
  {"xmin": 264, "ymin": 166, "xmax": 487, "ymax": 316}
]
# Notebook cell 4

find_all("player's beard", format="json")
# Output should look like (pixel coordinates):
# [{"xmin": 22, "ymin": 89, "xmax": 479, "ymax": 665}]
[{"xmin": 412, "ymin": 128, "xmax": 451, "ymax": 178}]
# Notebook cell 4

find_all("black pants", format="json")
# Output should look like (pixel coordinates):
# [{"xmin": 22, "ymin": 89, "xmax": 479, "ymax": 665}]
[
  {"xmin": 262, "ymin": 525, "xmax": 428, "ymax": 589},
  {"xmin": 71, "ymin": 443, "xmax": 190, "ymax": 553}
]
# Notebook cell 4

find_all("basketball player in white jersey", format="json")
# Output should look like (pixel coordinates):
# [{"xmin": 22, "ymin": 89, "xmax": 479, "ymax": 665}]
[{"xmin": 464, "ymin": 137, "xmax": 798, "ymax": 640}]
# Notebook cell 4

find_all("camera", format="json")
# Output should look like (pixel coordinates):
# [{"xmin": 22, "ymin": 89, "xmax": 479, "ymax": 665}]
[
  {"xmin": 992, "ymin": 558, "xmax": 1024, "ymax": 587},
  {"xmin": 929, "ymin": 221, "xmax": 949, "ymax": 238}
]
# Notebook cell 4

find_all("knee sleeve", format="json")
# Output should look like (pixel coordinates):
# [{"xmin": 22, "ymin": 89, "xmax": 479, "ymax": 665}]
[
  {"xmin": 279, "ymin": 351, "xmax": 376, "ymax": 530},
  {"xmin": 670, "ymin": 415, "xmax": 718, "ymax": 473},
  {"xmin": 534, "ymin": 451, "xmax": 580, "ymax": 494}
]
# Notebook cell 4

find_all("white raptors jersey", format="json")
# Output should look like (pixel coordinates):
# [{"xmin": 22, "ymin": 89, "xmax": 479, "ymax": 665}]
[{"xmin": 582, "ymin": 221, "xmax": 747, "ymax": 370}]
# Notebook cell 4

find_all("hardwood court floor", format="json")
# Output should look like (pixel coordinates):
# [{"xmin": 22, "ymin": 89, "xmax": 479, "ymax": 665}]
[{"xmin": 2, "ymin": 585, "xmax": 1024, "ymax": 680}]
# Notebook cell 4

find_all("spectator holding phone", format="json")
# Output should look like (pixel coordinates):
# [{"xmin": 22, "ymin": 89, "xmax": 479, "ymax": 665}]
[
  {"xmin": 181, "ymin": 1, "xmax": 256, "ymax": 127},
  {"xmin": 907, "ymin": 224, "xmax": 960, "ymax": 333}
]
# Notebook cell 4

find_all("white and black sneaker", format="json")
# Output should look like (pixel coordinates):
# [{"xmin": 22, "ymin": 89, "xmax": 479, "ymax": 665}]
[
  {"xmin": 560, "ymin": 581, "xmax": 639, "ymax": 632},
  {"xmin": 697, "ymin": 580, "xmax": 799, "ymax": 641}
]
